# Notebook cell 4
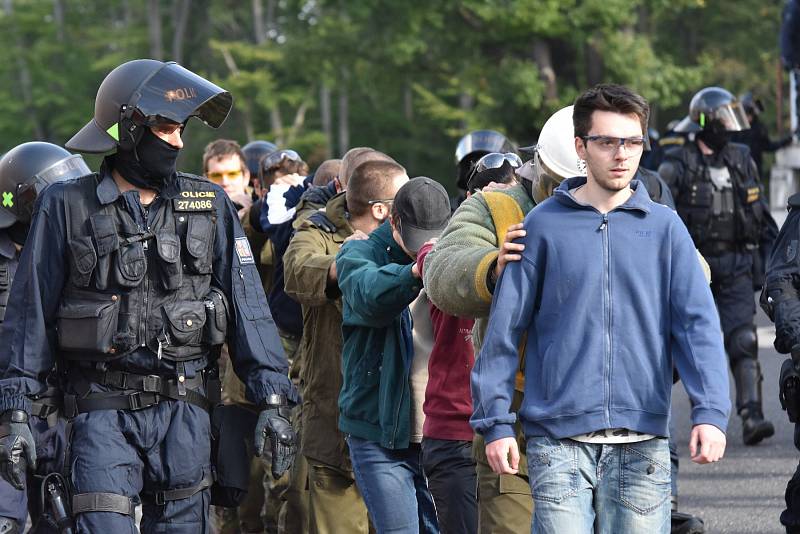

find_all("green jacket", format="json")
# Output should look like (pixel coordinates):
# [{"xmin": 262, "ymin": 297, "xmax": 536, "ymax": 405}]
[
  {"xmin": 336, "ymin": 221, "xmax": 422, "ymax": 449},
  {"xmin": 283, "ymin": 192, "xmax": 354, "ymax": 469},
  {"xmin": 424, "ymin": 182, "xmax": 535, "ymax": 348}
]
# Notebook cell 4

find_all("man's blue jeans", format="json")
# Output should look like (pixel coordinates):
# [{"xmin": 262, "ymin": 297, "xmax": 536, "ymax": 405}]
[
  {"xmin": 347, "ymin": 435, "xmax": 439, "ymax": 534},
  {"xmin": 526, "ymin": 436, "xmax": 671, "ymax": 534}
]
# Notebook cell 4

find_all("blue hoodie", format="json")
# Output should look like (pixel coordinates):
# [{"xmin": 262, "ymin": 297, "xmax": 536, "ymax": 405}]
[{"xmin": 471, "ymin": 177, "xmax": 731, "ymax": 443}]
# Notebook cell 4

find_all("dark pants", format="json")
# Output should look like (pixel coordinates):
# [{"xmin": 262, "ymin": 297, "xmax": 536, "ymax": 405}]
[
  {"xmin": 707, "ymin": 252, "xmax": 756, "ymax": 341},
  {"xmin": 0, "ymin": 416, "xmax": 67, "ymax": 533},
  {"xmin": 421, "ymin": 438, "xmax": 477, "ymax": 534},
  {"xmin": 70, "ymin": 400, "xmax": 212, "ymax": 533}
]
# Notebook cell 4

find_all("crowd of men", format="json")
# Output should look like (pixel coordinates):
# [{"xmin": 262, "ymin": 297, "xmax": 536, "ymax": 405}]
[{"xmin": 0, "ymin": 55, "xmax": 799, "ymax": 534}]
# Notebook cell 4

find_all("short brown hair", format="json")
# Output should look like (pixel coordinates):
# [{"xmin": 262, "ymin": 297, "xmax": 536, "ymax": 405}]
[
  {"xmin": 202, "ymin": 139, "xmax": 245, "ymax": 174},
  {"xmin": 573, "ymin": 84, "xmax": 649, "ymax": 139},
  {"xmin": 340, "ymin": 148, "xmax": 396, "ymax": 187},
  {"xmin": 346, "ymin": 160, "xmax": 407, "ymax": 217},
  {"xmin": 313, "ymin": 159, "xmax": 342, "ymax": 186}
]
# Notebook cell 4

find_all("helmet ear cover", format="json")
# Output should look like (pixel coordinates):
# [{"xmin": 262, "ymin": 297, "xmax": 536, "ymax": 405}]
[{"xmin": 118, "ymin": 105, "xmax": 146, "ymax": 151}]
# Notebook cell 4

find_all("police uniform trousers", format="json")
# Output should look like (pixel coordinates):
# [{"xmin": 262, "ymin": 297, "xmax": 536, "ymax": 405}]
[
  {"xmin": 473, "ymin": 390, "xmax": 532, "ymax": 534},
  {"xmin": 707, "ymin": 252, "xmax": 757, "ymax": 354},
  {"xmin": 70, "ymin": 398, "xmax": 211, "ymax": 533},
  {"xmin": 0, "ymin": 416, "xmax": 67, "ymax": 533}
]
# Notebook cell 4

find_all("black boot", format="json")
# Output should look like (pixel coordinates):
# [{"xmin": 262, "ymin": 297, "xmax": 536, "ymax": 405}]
[
  {"xmin": 733, "ymin": 359, "xmax": 775, "ymax": 445},
  {"xmin": 671, "ymin": 510, "xmax": 705, "ymax": 533}
]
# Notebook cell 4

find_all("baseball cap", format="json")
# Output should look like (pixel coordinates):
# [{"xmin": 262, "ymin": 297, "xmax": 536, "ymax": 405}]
[{"xmin": 393, "ymin": 177, "xmax": 451, "ymax": 253}]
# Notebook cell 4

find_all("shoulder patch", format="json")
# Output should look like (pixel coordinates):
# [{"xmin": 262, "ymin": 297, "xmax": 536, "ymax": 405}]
[
  {"xmin": 235, "ymin": 237, "xmax": 255, "ymax": 265},
  {"xmin": 174, "ymin": 190, "xmax": 216, "ymax": 212}
]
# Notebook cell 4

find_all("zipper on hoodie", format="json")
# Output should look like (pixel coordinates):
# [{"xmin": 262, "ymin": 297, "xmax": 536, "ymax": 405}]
[{"xmin": 600, "ymin": 213, "xmax": 611, "ymax": 427}]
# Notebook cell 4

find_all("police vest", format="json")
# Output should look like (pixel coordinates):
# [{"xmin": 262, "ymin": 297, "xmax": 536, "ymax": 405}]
[
  {"xmin": 0, "ymin": 255, "xmax": 13, "ymax": 322},
  {"xmin": 665, "ymin": 142, "xmax": 763, "ymax": 252},
  {"xmin": 57, "ymin": 173, "xmax": 218, "ymax": 363}
]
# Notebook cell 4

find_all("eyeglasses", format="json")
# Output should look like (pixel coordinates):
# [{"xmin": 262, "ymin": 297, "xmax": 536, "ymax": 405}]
[
  {"xmin": 474, "ymin": 152, "xmax": 523, "ymax": 174},
  {"xmin": 581, "ymin": 135, "xmax": 645, "ymax": 153},
  {"xmin": 207, "ymin": 170, "xmax": 244, "ymax": 182},
  {"xmin": 261, "ymin": 149, "xmax": 302, "ymax": 170}
]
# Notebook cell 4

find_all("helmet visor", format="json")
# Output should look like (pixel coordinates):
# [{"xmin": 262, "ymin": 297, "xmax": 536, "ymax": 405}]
[
  {"xmin": 15, "ymin": 155, "xmax": 91, "ymax": 223},
  {"xmin": 704, "ymin": 101, "xmax": 750, "ymax": 132},
  {"xmin": 522, "ymin": 151, "xmax": 566, "ymax": 204},
  {"xmin": 132, "ymin": 63, "xmax": 233, "ymax": 128}
]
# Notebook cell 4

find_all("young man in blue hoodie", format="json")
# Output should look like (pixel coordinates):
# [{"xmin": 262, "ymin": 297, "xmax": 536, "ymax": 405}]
[{"xmin": 471, "ymin": 84, "xmax": 731, "ymax": 534}]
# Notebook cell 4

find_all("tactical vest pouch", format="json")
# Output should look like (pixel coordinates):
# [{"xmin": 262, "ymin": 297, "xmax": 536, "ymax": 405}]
[
  {"xmin": 155, "ymin": 231, "xmax": 183, "ymax": 290},
  {"xmin": 203, "ymin": 288, "xmax": 229, "ymax": 346},
  {"xmin": 90, "ymin": 214, "xmax": 119, "ymax": 290},
  {"xmin": 114, "ymin": 240, "xmax": 146, "ymax": 288},
  {"xmin": 210, "ymin": 403, "xmax": 258, "ymax": 507},
  {"xmin": 68, "ymin": 237, "xmax": 97, "ymax": 288},
  {"xmin": 185, "ymin": 216, "xmax": 213, "ymax": 274},
  {"xmin": 161, "ymin": 301, "xmax": 207, "ymax": 347},
  {"xmin": 687, "ymin": 182, "xmax": 713, "ymax": 208},
  {"xmin": 57, "ymin": 292, "xmax": 120, "ymax": 354}
]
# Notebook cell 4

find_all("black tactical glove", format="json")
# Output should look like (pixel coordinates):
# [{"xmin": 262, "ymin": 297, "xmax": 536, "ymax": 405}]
[
  {"xmin": 308, "ymin": 210, "xmax": 337, "ymax": 233},
  {"xmin": 0, "ymin": 410, "xmax": 36, "ymax": 490},
  {"xmin": 300, "ymin": 182, "xmax": 337, "ymax": 208},
  {"xmin": 254, "ymin": 396, "xmax": 297, "ymax": 479}
]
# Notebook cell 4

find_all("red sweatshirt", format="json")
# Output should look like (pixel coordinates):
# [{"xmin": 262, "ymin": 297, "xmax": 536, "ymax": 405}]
[{"xmin": 417, "ymin": 242, "xmax": 476, "ymax": 441}]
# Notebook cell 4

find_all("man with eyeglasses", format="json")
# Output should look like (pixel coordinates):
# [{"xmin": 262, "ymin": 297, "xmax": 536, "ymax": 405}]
[
  {"xmin": 203, "ymin": 139, "xmax": 252, "ymax": 217},
  {"xmin": 472, "ymin": 83, "xmax": 729, "ymax": 534},
  {"xmin": 659, "ymin": 86, "xmax": 778, "ymax": 447},
  {"xmin": 0, "ymin": 59, "xmax": 299, "ymax": 532}
]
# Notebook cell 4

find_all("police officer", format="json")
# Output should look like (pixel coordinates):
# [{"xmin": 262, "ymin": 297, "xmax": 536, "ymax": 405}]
[
  {"xmin": 730, "ymin": 93, "xmax": 793, "ymax": 181},
  {"xmin": 0, "ymin": 59, "xmax": 298, "ymax": 532},
  {"xmin": 242, "ymin": 139, "xmax": 277, "ymax": 199},
  {"xmin": 0, "ymin": 142, "xmax": 91, "ymax": 534},
  {"xmin": 659, "ymin": 86, "xmax": 777, "ymax": 446},
  {"xmin": 762, "ymin": 187, "xmax": 800, "ymax": 533},
  {"xmin": 453, "ymin": 129, "xmax": 514, "ymax": 209}
]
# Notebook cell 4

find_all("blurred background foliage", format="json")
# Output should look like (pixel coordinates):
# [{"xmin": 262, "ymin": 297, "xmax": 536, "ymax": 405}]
[{"xmin": 0, "ymin": 0, "xmax": 788, "ymax": 189}]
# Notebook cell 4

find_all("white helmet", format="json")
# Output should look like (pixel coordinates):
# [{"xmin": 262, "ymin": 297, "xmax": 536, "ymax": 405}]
[{"xmin": 517, "ymin": 105, "xmax": 585, "ymax": 203}]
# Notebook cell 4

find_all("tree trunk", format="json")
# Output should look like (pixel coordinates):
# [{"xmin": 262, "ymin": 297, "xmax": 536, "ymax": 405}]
[
  {"xmin": 266, "ymin": 0, "xmax": 277, "ymax": 36},
  {"xmin": 172, "ymin": 0, "xmax": 191, "ymax": 63},
  {"xmin": 532, "ymin": 39, "xmax": 557, "ymax": 102},
  {"xmin": 271, "ymin": 106, "xmax": 284, "ymax": 146},
  {"xmin": 286, "ymin": 96, "xmax": 310, "ymax": 146},
  {"xmin": 585, "ymin": 41, "xmax": 604, "ymax": 86},
  {"xmin": 219, "ymin": 46, "xmax": 255, "ymax": 141},
  {"xmin": 320, "ymin": 84, "xmax": 333, "ymax": 159},
  {"xmin": 252, "ymin": 0, "xmax": 265, "ymax": 44},
  {"xmin": 459, "ymin": 92, "xmax": 474, "ymax": 132},
  {"xmin": 148, "ymin": 0, "xmax": 162, "ymax": 60},
  {"xmin": 4, "ymin": 0, "xmax": 44, "ymax": 139},
  {"xmin": 338, "ymin": 67, "xmax": 350, "ymax": 156},
  {"xmin": 53, "ymin": 0, "xmax": 65, "ymax": 43}
]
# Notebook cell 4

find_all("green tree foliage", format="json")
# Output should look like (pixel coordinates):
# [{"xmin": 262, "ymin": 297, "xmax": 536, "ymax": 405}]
[{"xmin": 0, "ymin": 0, "xmax": 786, "ymax": 189}]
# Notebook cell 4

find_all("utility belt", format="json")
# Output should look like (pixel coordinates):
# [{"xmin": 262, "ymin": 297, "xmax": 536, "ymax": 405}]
[
  {"xmin": 63, "ymin": 365, "xmax": 217, "ymax": 419},
  {"xmin": 29, "ymin": 386, "xmax": 62, "ymax": 428},
  {"xmin": 699, "ymin": 240, "xmax": 740, "ymax": 256}
]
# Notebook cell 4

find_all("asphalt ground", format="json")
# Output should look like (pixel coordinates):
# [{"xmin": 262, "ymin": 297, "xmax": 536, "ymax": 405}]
[{"xmin": 671, "ymin": 298, "xmax": 794, "ymax": 534}]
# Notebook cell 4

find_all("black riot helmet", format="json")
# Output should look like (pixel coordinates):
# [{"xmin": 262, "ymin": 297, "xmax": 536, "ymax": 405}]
[
  {"xmin": 674, "ymin": 87, "xmax": 750, "ymax": 134},
  {"xmin": 242, "ymin": 140, "xmax": 278, "ymax": 177},
  {"xmin": 740, "ymin": 92, "xmax": 765, "ymax": 117},
  {"xmin": 0, "ymin": 142, "xmax": 90, "ymax": 232},
  {"xmin": 454, "ymin": 130, "xmax": 514, "ymax": 189},
  {"xmin": 66, "ymin": 59, "xmax": 233, "ymax": 154}
]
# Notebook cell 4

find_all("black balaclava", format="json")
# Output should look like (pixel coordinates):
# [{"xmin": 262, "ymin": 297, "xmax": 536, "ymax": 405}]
[
  {"xmin": 113, "ymin": 127, "xmax": 180, "ymax": 191},
  {"xmin": 696, "ymin": 122, "xmax": 731, "ymax": 153}
]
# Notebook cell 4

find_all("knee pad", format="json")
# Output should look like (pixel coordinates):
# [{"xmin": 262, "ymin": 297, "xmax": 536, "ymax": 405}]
[{"xmin": 726, "ymin": 325, "xmax": 757, "ymax": 362}]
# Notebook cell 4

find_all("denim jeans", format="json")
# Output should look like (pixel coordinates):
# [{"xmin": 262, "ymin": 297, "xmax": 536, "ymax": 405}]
[
  {"xmin": 526, "ymin": 436, "xmax": 671, "ymax": 534},
  {"xmin": 348, "ymin": 435, "xmax": 439, "ymax": 534}
]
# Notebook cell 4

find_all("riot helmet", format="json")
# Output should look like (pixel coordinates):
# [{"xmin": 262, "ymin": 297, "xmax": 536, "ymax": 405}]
[
  {"xmin": 242, "ymin": 140, "xmax": 278, "ymax": 177},
  {"xmin": 673, "ymin": 87, "xmax": 750, "ymax": 135},
  {"xmin": 454, "ymin": 130, "xmax": 514, "ymax": 189},
  {"xmin": 66, "ymin": 59, "xmax": 233, "ymax": 154},
  {"xmin": 465, "ymin": 153, "xmax": 522, "ymax": 193},
  {"xmin": 740, "ymin": 92, "xmax": 765, "ymax": 117},
  {"xmin": 517, "ymin": 106, "xmax": 584, "ymax": 203},
  {"xmin": 0, "ymin": 142, "xmax": 90, "ymax": 239}
]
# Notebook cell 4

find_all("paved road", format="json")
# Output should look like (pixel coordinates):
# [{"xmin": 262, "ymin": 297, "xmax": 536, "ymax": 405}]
[{"xmin": 671, "ymin": 300, "xmax": 794, "ymax": 533}]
